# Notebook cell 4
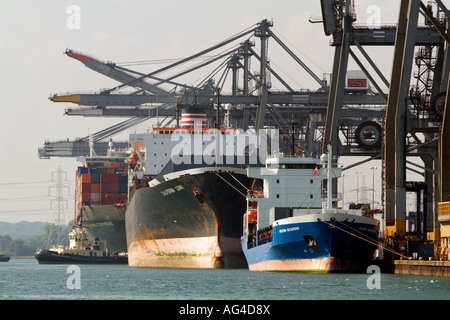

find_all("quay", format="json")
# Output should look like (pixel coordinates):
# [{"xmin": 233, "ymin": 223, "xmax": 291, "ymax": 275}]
[
  {"xmin": 376, "ymin": 259, "xmax": 450, "ymax": 278},
  {"xmin": 390, "ymin": 260, "xmax": 450, "ymax": 278}
]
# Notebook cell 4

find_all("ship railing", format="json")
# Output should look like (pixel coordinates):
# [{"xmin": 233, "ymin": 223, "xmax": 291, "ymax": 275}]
[
  {"xmin": 267, "ymin": 152, "xmax": 305, "ymax": 159},
  {"xmin": 321, "ymin": 201, "xmax": 364, "ymax": 216},
  {"xmin": 247, "ymin": 236, "xmax": 272, "ymax": 249},
  {"xmin": 321, "ymin": 192, "xmax": 342, "ymax": 201}
]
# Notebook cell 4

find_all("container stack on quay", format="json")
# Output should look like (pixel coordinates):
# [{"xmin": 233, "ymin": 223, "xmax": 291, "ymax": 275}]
[{"xmin": 76, "ymin": 158, "xmax": 128, "ymax": 216}]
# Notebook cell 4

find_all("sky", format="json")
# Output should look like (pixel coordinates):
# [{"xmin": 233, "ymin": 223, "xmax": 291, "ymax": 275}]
[{"xmin": 0, "ymin": 0, "xmax": 428, "ymax": 224}]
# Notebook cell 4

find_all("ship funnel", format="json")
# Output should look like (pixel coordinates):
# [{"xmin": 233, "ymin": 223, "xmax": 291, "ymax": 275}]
[
  {"xmin": 181, "ymin": 113, "xmax": 206, "ymax": 128},
  {"xmin": 180, "ymin": 105, "xmax": 208, "ymax": 128}
]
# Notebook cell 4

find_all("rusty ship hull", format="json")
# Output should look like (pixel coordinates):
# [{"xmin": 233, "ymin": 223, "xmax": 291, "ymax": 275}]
[{"xmin": 126, "ymin": 167, "xmax": 256, "ymax": 268}]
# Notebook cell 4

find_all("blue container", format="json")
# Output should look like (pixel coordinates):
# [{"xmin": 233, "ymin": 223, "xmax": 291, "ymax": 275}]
[
  {"xmin": 91, "ymin": 172, "xmax": 100, "ymax": 183},
  {"xmin": 118, "ymin": 174, "xmax": 128, "ymax": 184},
  {"xmin": 78, "ymin": 167, "xmax": 89, "ymax": 175},
  {"xmin": 119, "ymin": 182, "xmax": 128, "ymax": 194}
]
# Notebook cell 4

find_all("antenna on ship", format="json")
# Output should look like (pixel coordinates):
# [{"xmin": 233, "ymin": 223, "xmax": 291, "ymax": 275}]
[
  {"xmin": 89, "ymin": 132, "xmax": 96, "ymax": 157},
  {"xmin": 327, "ymin": 144, "xmax": 333, "ymax": 211},
  {"xmin": 321, "ymin": 144, "xmax": 336, "ymax": 212}
]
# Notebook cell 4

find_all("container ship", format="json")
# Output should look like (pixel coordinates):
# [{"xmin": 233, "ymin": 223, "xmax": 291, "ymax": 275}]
[
  {"xmin": 240, "ymin": 147, "xmax": 380, "ymax": 272},
  {"xmin": 75, "ymin": 156, "xmax": 129, "ymax": 253},
  {"xmin": 125, "ymin": 106, "xmax": 270, "ymax": 268}
]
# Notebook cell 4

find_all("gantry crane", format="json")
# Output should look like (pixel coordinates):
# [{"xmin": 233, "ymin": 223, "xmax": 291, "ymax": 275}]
[
  {"xmin": 319, "ymin": 0, "xmax": 450, "ymax": 248},
  {"xmin": 44, "ymin": 19, "xmax": 388, "ymax": 160}
]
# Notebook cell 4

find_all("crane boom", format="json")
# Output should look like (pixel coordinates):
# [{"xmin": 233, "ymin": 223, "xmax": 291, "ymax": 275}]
[{"xmin": 65, "ymin": 49, "xmax": 171, "ymax": 96}]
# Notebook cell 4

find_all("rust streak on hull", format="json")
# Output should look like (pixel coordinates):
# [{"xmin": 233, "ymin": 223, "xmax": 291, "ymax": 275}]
[{"xmin": 126, "ymin": 169, "xmax": 253, "ymax": 269}]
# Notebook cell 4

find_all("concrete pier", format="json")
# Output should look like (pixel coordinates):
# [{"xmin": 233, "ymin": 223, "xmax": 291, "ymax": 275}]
[{"xmin": 390, "ymin": 260, "xmax": 450, "ymax": 278}]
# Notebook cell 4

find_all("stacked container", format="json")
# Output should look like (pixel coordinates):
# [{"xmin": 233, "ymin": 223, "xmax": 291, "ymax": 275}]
[{"xmin": 76, "ymin": 158, "xmax": 128, "ymax": 220}]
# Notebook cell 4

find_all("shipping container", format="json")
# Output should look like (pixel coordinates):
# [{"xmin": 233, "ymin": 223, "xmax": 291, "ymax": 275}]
[
  {"xmin": 119, "ymin": 174, "xmax": 128, "ymax": 184},
  {"xmin": 78, "ymin": 167, "xmax": 89, "ymax": 175},
  {"xmin": 80, "ymin": 173, "xmax": 91, "ymax": 184},
  {"xmin": 80, "ymin": 193, "xmax": 91, "ymax": 202},
  {"xmin": 101, "ymin": 173, "xmax": 119, "ymax": 183},
  {"xmin": 91, "ymin": 172, "xmax": 100, "ymax": 183},
  {"xmin": 102, "ymin": 193, "xmax": 127, "ymax": 205},
  {"xmin": 91, "ymin": 183, "xmax": 100, "ymax": 193},
  {"xmin": 101, "ymin": 183, "xmax": 119, "ymax": 194},
  {"xmin": 91, "ymin": 192, "xmax": 100, "ymax": 203},
  {"xmin": 79, "ymin": 183, "xmax": 91, "ymax": 193},
  {"xmin": 119, "ymin": 183, "xmax": 128, "ymax": 194}
]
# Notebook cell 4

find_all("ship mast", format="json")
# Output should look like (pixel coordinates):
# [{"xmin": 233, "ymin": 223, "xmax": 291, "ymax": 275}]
[{"xmin": 327, "ymin": 144, "xmax": 333, "ymax": 210}]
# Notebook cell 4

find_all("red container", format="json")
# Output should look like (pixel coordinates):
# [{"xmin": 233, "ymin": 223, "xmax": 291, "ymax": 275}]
[
  {"xmin": 102, "ymin": 193, "xmax": 127, "ymax": 205},
  {"xmin": 100, "ymin": 183, "xmax": 119, "ymax": 194},
  {"xmin": 100, "ymin": 173, "xmax": 119, "ymax": 183},
  {"xmin": 79, "ymin": 183, "xmax": 91, "ymax": 193},
  {"xmin": 80, "ymin": 193, "xmax": 91, "ymax": 202},
  {"xmin": 91, "ymin": 183, "xmax": 100, "ymax": 193}
]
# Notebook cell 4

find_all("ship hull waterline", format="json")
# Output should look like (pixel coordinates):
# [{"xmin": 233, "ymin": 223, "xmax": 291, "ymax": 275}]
[
  {"xmin": 242, "ymin": 213, "xmax": 380, "ymax": 273},
  {"xmin": 34, "ymin": 249, "xmax": 128, "ymax": 265}
]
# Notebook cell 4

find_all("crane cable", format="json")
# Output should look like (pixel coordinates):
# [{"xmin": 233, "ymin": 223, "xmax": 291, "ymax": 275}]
[{"xmin": 318, "ymin": 218, "xmax": 409, "ymax": 260}]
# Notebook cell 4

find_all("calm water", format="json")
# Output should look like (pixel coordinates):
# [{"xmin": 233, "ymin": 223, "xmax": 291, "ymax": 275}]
[{"xmin": 1, "ymin": 258, "xmax": 449, "ymax": 301}]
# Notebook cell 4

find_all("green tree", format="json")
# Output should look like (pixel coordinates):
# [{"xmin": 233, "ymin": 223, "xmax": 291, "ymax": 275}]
[
  {"xmin": 40, "ymin": 221, "xmax": 74, "ymax": 249},
  {"xmin": 0, "ymin": 235, "xmax": 12, "ymax": 252},
  {"xmin": 2, "ymin": 220, "xmax": 75, "ymax": 256},
  {"xmin": 6, "ymin": 239, "xmax": 34, "ymax": 256}
]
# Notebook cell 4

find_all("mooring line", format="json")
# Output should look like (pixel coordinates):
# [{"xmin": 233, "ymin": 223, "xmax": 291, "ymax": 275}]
[
  {"xmin": 214, "ymin": 172, "xmax": 246, "ymax": 198},
  {"xmin": 228, "ymin": 172, "xmax": 249, "ymax": 191},
  {"xmin": 318, "ymin": 218, "xmax": 409, "ymax": 260}
]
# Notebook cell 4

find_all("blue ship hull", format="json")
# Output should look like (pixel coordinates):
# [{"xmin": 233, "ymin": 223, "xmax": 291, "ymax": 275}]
[{"xmin": 241, "ymin": 213, "xmax": 379, "ymax": 272}]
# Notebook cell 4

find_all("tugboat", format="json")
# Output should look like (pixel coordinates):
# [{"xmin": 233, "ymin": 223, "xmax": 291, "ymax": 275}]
[
  {"xmin": 34, "ymin": 226, "xmax": 128, "ymax": 264},
  {"xmin": 0, "ymin": 254, "xmax": 10, "ymax": 262}
]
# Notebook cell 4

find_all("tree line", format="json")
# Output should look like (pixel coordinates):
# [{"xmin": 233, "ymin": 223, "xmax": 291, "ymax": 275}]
[{"xmin": 0, "ymin": 220, "xmax": 74, "ymax": 256}]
